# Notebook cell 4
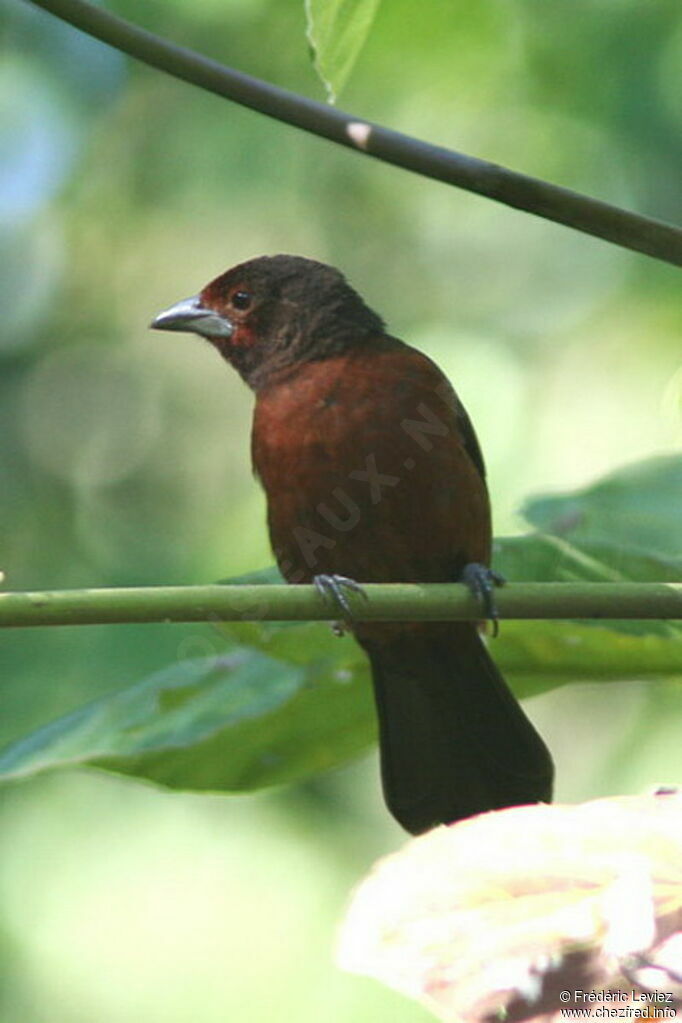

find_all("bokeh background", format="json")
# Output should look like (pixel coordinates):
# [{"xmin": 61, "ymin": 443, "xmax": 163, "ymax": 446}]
[{"xmin": 1, "ymin": 0, "xmax": 681, "ymax": 1018}]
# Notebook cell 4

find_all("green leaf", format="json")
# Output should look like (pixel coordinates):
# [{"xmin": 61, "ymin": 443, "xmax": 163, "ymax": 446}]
[
  {"xmin": 494, "ymin": 620, "xmax": 682, "ymax": 698},
  {"xmin": 522, "ymin": 453, "xmax": 682, "ymax": 558},
  {"xmin": 305, "ymin": 0, "xmax": 382, "ymax": 102},
  {"xmin": 495, "ymin": 532, "xmax": 627, "ymax": 584},
  {"xmin": 0, "ymin": 646, "xmax": 375, "ymax": 791},
  {"xmin": 495, "ymin": 532, "xmax": 682, "ymax": 638}
]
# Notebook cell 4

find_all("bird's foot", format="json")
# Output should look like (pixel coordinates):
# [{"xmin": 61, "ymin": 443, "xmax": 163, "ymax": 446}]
[
  {"xmin": 314, "ymin": 574, "xmax": 368, "ymax": 636},
  {"xmin": 461, "ymin": 563, "xmax": 505, "ymax": 637}
]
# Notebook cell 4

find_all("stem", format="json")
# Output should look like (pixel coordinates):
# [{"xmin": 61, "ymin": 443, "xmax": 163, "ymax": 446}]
[
  {"xmin": 0, "ymin": 583, "xmax": 680, "ymax": 628},
  {"xmin": 25, "ymin": 0, "xmax": 682, "ymax": 267}
]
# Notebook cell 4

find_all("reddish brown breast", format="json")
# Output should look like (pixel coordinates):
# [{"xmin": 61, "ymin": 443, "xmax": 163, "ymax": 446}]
[{"xmin": 251, "ymin": 342, "xmax": 491, "ymax": 584}]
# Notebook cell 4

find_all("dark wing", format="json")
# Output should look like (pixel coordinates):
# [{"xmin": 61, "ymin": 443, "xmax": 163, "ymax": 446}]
[{"xmin": 455, "ymin": 401, "xmax": 486, "ymax": 481}]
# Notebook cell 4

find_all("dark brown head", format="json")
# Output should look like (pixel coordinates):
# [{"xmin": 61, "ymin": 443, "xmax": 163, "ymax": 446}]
[{"xmin": 151, "ymin": 255, "xmax": 385, "ymax": 389}]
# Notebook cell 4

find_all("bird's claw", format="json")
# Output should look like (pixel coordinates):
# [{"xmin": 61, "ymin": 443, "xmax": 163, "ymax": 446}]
[
  {"xmin": 461, "ymin": 563, "xmax": 505, "ymax": 637},
  {"xmin": 314, "ymin": 574, "xmax": 368, "ymax": 635}
]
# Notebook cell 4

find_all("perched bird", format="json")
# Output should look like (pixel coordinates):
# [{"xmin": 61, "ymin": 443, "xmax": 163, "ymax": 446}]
[{"xmin": 152, "ymin": 255, "xmax": 554, "ymax": 834}]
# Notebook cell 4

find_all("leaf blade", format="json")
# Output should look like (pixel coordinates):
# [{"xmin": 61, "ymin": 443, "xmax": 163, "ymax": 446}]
[
  {"xmin": 523, "ymin": 453, "xmax": 682, "ymax": 558},
  {"xmin": 0, "ymin": 647, "xmax": 374, "ymax": 791},
  {"xmin": 305, "ymin": 0, "xmax": 382, "ymax": 101}
]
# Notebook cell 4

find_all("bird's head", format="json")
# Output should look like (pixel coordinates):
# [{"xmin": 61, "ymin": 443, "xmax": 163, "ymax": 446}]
[{"xmin": 151, "ymin": 254, "xmax": 384, "ymax": 389}]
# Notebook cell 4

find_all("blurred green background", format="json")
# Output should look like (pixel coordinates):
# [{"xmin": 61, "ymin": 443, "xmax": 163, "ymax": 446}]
[{"xmin": 1, "ymin": 0, "xmax": 681, "ymax": 1018}]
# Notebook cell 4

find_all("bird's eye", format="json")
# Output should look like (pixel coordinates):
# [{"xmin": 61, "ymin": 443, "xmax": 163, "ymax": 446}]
[{"xmin": 231, "ymin": 290, "xmax": 252, "ymax": 310}]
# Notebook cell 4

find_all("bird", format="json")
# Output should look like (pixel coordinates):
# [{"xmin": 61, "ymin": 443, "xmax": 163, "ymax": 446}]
[{"xmin": 151, "ymin": 254, "xmax": 554, "ymax": 834}]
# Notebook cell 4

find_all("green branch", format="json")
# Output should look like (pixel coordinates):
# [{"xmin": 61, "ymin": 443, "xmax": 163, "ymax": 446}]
[
  {"xmin": 0, "ymin": 583, "xmax": 680, "ymax": 628},
  {"xmin": 25, "ymin": 0, "xmax": 682, "ymax": 266}
]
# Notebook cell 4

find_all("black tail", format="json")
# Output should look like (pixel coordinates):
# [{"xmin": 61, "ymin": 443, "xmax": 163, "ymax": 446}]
[{"xmin": 359, "ymin": 622, "xmax": 554, "ymax": 834}]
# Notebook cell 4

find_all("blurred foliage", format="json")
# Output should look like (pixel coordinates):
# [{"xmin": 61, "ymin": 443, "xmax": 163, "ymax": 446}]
[
  {"xmin": 1, "ymin": 0, "xmax": 681, "ymax": 1019},
  {"xmin": 306, "ymin": 0, "xmax": 382, "ymax": 101},
  {"xmin": 523, "ymin": 452, "xmax": 682, "ymax": 556},
  {"xmin": 0, "ymin": 635, "xmax": 375, "ymax": 790}
]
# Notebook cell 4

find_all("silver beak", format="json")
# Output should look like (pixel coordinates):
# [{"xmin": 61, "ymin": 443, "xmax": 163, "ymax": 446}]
[{"xmin": 150, "ymin": 295, "xmax": 234, "ymax": 340}]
